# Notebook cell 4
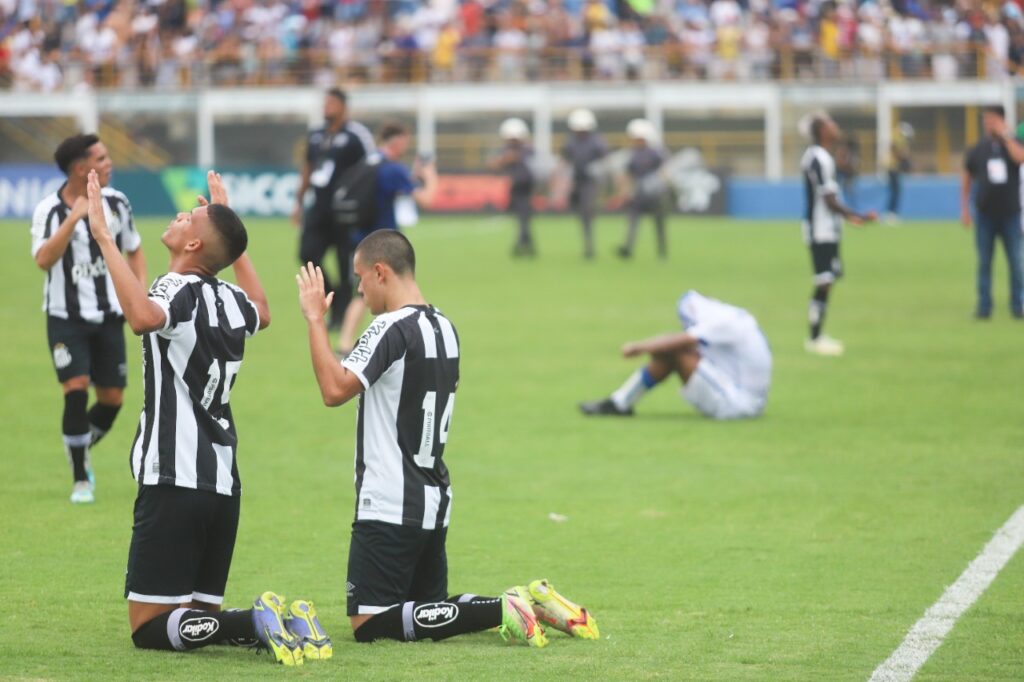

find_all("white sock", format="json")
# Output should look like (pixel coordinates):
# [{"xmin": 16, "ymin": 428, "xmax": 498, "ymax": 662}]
[{"xmin": 610, "ymin": 369, "xmax": 648, "ymax": 410}]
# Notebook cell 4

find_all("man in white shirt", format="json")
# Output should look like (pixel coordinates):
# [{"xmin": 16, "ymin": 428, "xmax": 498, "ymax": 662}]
[{"xmin": 579, "ymin": 291, "xmax": 772, "ymax": 420}]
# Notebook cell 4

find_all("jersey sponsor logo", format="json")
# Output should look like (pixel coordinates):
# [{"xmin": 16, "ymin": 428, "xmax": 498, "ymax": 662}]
[
  {"xmin": 149, "ymin": 274, "xmax": 183, "ymax": 302},
  {"xmin": 70, "ymin": 257, "xmax": 109, "ymax": 284},
  {"xmin": 53, "ymin": 343, "xmax": 72, "ymax": 370},
  {"xmin": 179, "ymin": 616, "xmax": 220, "ymax": 642},
  {"xmin": 347, "ymin": 317, "xmax": 389, "ymax": 364},
  {"xmin": 345, "ymin": 581, "xmax": 355, "ymax": 597},
  {"xmin": 413, "ymin": 603, "xmax": 458, "ymax": 628}
]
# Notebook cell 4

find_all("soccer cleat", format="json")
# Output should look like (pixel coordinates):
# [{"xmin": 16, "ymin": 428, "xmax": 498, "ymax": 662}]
[
  {"xmin": 520, "ymin": 579, "xmax": 600, "ymax": 640},
  {"xmin": 499, "ymin": 592, "xmax": 548, "ymax": 648},
  {"xmin": 252, "ymin": 592, "xmax": 303, "ymax": 665},
  {"xmin": 579, "ymin": 398, "xmax": 633, "ymax": 417},
  {"xmin": 804, "ymin": 335, "xmax": 844, "ymax": 357},
  {"xmin": 283, "ymin": 600, "xmax": 332, "ymax": 660},
  {"xmin": 70, "ymin": 480, "xmax": 94, "ymax": 504}
]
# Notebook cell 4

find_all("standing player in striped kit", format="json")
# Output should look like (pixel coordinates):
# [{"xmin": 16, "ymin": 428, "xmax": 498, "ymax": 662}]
[
  {"xmin": 30, "ymin": 134, "xmax": 147, "ymax": 504},
  {"xmin": 86, "ymin": 170, "xmax": 326, "ymax": 665},
  {"xmin": 800, "ymin": 113, "xmax": 876, "ymax": 356},
  {"xmin": 296, "ymin": 230, "xmax": 599, "ymax": 647}
]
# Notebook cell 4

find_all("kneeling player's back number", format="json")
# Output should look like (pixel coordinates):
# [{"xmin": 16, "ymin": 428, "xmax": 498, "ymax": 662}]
[
  {"xmin": 414, "ymin": 391, "xmax": 455, "ymax": 469},
  {"xmin": 201, "ymin": 360, "xmax": 242, "ymax": 410}
]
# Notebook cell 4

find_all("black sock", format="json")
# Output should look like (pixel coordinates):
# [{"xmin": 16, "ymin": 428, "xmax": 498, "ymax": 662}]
[
  {"xmin": 354, "ymin": 598, "xmax": 502, "ymax": 643},
  {"xmin": 88, "ymin": 402, "xmax": 121, "ymax": 446},
  {"xmin": 63, "ymin": 390, "xmax": 90, "ymax": 482},
  {"xmin": 132, "ymin": 608, "xmax": 256, "ymax": 651},
  {"xmin": 808, "ymin": 286, "xmax": 830, "ymax": 340}
]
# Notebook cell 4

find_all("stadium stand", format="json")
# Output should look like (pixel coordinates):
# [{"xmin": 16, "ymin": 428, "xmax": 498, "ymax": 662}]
[{"xmin": 1, "ymin": 0, "xmax": 1022, "ymax": 91}]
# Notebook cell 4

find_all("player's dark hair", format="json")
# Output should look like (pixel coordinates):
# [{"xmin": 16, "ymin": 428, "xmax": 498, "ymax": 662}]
[
  {"xmin": 54, "ymin": 134, "xmax": 101, "ymax": 175},
  {"xmin": 984, "ymin": 105, "xmax": 1006, "ymax": 119},
  {"xmin": 205, "ymin": 204, "xmax": 248, "ymax": 271},
  {"xmin": 811, "ymin": 117, "xmax": 827, "ymax": 144},
  {"xmin": 326, "ymin": 87, "xmax": 348, "ymax": 104},
  {"xmin": 356, "ymin": 229, "xmax": 415, "ymax": 276},
  {"xmin": 380, "ymin": 122, "xmax": 408, "ymax": 143}
]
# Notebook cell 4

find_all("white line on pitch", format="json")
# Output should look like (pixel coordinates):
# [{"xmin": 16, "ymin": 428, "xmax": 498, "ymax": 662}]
[{"xmin": 869, "ymin": 504, "xmax": 1024, "ymax": 682}]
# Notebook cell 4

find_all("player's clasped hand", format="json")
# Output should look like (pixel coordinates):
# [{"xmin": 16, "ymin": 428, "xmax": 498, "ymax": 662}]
[
  {"xmin": 196, "ymin": 170, "xmax": 229, "ymax": 207},
  {"xmin": 296, "ymin": 262, "xmax": 335, "ymax": 322},
  {"xmin": 85, "ymin": 169, "xmax": 112, "ymax": 244}
]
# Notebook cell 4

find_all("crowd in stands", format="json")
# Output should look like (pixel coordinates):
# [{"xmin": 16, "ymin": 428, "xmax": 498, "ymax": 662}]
[{"xmin": 1, "ymin": 0, "xmax": 1023, "ymax": 91}]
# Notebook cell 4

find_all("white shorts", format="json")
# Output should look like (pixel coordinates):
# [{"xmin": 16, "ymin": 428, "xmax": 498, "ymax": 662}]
[{"xmin": 682, "ymin": 360, "xmax": 766, "ymax": 420}]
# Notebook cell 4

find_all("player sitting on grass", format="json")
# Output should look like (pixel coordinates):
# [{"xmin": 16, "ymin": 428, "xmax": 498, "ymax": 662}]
[
  {"xmin": 85, "ymin": 169, "xmax": 325, "ymax": 666},
  {"xmin": 580, "ymin": 290, "xmax": 772, "ymax": 420},
  {"xmin": 296, "ymin": 230, "xmax": 599, "ymax": 646}
]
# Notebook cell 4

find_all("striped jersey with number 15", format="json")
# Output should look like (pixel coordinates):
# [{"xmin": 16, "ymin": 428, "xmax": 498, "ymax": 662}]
[
  {"xmin": 130, "ymin": 273, "xmax": 261, "ymax": 496},
  {"xmin": 342, "ymin": 305, "xmax": 459, "ymax": 530}
]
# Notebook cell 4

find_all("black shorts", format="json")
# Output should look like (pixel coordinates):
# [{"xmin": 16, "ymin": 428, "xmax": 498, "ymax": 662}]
[
  {"xmin": 346, "ymin": 521, "xmax": 448, "ymax": 616},
  {"xmin": 809, "ymin": 242, "xmax": 843, "ymax": 285},
  {"xmin": 46, "ymin": 315, "xmax": 127, "ymax": 387},
  {"xmin": 125, "ymin": 484, "xmax": 240, "ymax": 605}
]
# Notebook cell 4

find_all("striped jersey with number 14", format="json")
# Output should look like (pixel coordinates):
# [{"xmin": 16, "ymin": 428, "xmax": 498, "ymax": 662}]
[{"xmin": 342, "ymin": 305, "xmax": 459, "ymax": 530}]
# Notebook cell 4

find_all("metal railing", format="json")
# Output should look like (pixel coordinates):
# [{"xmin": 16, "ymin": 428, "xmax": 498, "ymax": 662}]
[{"xmin": 21, "ymin": 43, "xmax": 1001, "ymax": 92}]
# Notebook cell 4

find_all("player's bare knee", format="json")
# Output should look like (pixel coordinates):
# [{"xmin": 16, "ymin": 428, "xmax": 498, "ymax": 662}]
[
  {"xmin": 94, "ymin": 386, "xmax": 124, "ymax": 406},
  {"xmin": 62, "ymin": 376, "xmax": 90, "ymax": 393}
]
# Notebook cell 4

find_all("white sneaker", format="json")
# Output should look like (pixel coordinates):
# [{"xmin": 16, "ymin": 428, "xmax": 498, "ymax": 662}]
[
  {"xmin": 805, "ymin": 335, "xmax": 845, "ymax": 356},
  {"xmin": 70, "ymin": 481, "xmax": 94, "ymax": 504},
  {"xmin": 884, "ymin": 212, "xmax": 900, "ymax": 226}
]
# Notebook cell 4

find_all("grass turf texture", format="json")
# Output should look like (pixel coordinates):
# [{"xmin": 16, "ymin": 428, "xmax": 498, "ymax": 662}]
[{"xmin": 1, "ymin": 215, "xmax": 1022, "ymax": 680}]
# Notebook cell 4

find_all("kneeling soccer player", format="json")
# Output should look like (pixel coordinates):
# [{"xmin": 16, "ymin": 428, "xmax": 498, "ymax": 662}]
[
  {"xmin": 296, "ymin": 230, "xmax": 599, "ymax": 646},
  {"xmin": 88, "ymin": 170, "xmax": 326, "ymax": 665},
  {"xmin": 580, "ymin": 290, "xmax": 772, "ymax": 420}
]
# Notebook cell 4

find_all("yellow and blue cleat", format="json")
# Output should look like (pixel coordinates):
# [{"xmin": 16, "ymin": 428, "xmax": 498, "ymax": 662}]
[
  {"xmin": 252, "ymin": 592, "xmax": 304, "ymax": 665},
  {"xmin": 499, "ymin": 592, "xmax": 548, "ymax": 648},
  {"xmin": 514, "ymin": 579, "xmax": 600, "ymax": 640},
  {"xmin": 283, "ymin": 600, "xmax": 332, "ymax": 660}
]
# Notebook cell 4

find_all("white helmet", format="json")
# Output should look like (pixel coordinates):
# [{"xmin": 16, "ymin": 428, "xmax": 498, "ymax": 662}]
[
  {"xmin": 898, "ymin": 122, "xmax": 915, "ymax": 140},
  {"xmin": 568, "ymin": 108, "xmax": 597, "ymax": 132},
  {"xmin": 499, "ymin": 117, "xmax": 530, "ymax": 141},
  {"xmin": 626, "ymin": 118, "xmax": 656, "ymax": 143}
]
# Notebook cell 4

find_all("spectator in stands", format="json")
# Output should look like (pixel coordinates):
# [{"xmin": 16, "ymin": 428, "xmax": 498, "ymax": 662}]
[{"xmin": 8, "ymin": 0, "xmax": 1024, "ymax": 89}]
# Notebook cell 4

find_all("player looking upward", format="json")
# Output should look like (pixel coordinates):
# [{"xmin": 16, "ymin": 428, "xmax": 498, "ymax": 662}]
[
  {"xmin": 30, "ymin": 134, "xmax": 147, "ymax": 504},
  {"xmin": 801, "ymin": 113, "xmax": 876, "ymax": 357},
  {"xmin": 296, "ymin": 230, "xmax": 598, "ymax": 646},
  {"xmin": 87, "ymin": 169, "xmax": 324, "ymax": 665},
  {"xmin": 580, "ymin": 290, "xmax": 772, "ymax": 420}
]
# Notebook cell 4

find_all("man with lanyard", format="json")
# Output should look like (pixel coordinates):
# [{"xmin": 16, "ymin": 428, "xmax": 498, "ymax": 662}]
[
  {"xmin": 292, "ymin": 87, "xmax": 375, "ymax": 329},
  {"xmin": 961, "ymin": 105, "xmax": 1024, "ymax": 319}
]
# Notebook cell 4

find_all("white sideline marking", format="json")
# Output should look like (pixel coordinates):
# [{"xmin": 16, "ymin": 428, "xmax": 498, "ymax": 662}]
[{"xmin": 869, "ymin": 505, "xmax": 1024, "ymax": 682}]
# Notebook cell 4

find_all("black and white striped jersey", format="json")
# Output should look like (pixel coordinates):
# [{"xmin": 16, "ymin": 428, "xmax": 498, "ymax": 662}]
[
  {"xmin": 130, "ymin": 273, "xmax": 261, "ymax": 496},
  {"xmin": 801, "ymin": 144, "xmax": 842, "ymax": 245},
  {"xmin": 341, "ymin": 305, "xmax": 460, "ymax": 529},
  {"xmin": 30, "ymin": 184, "xmax": 141, "ymax": 323}
]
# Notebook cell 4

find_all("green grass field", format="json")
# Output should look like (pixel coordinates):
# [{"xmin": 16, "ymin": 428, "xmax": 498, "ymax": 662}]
[{"xmin": 2, "ymin": 214, "xmax": 1022, "ymax": 680}]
